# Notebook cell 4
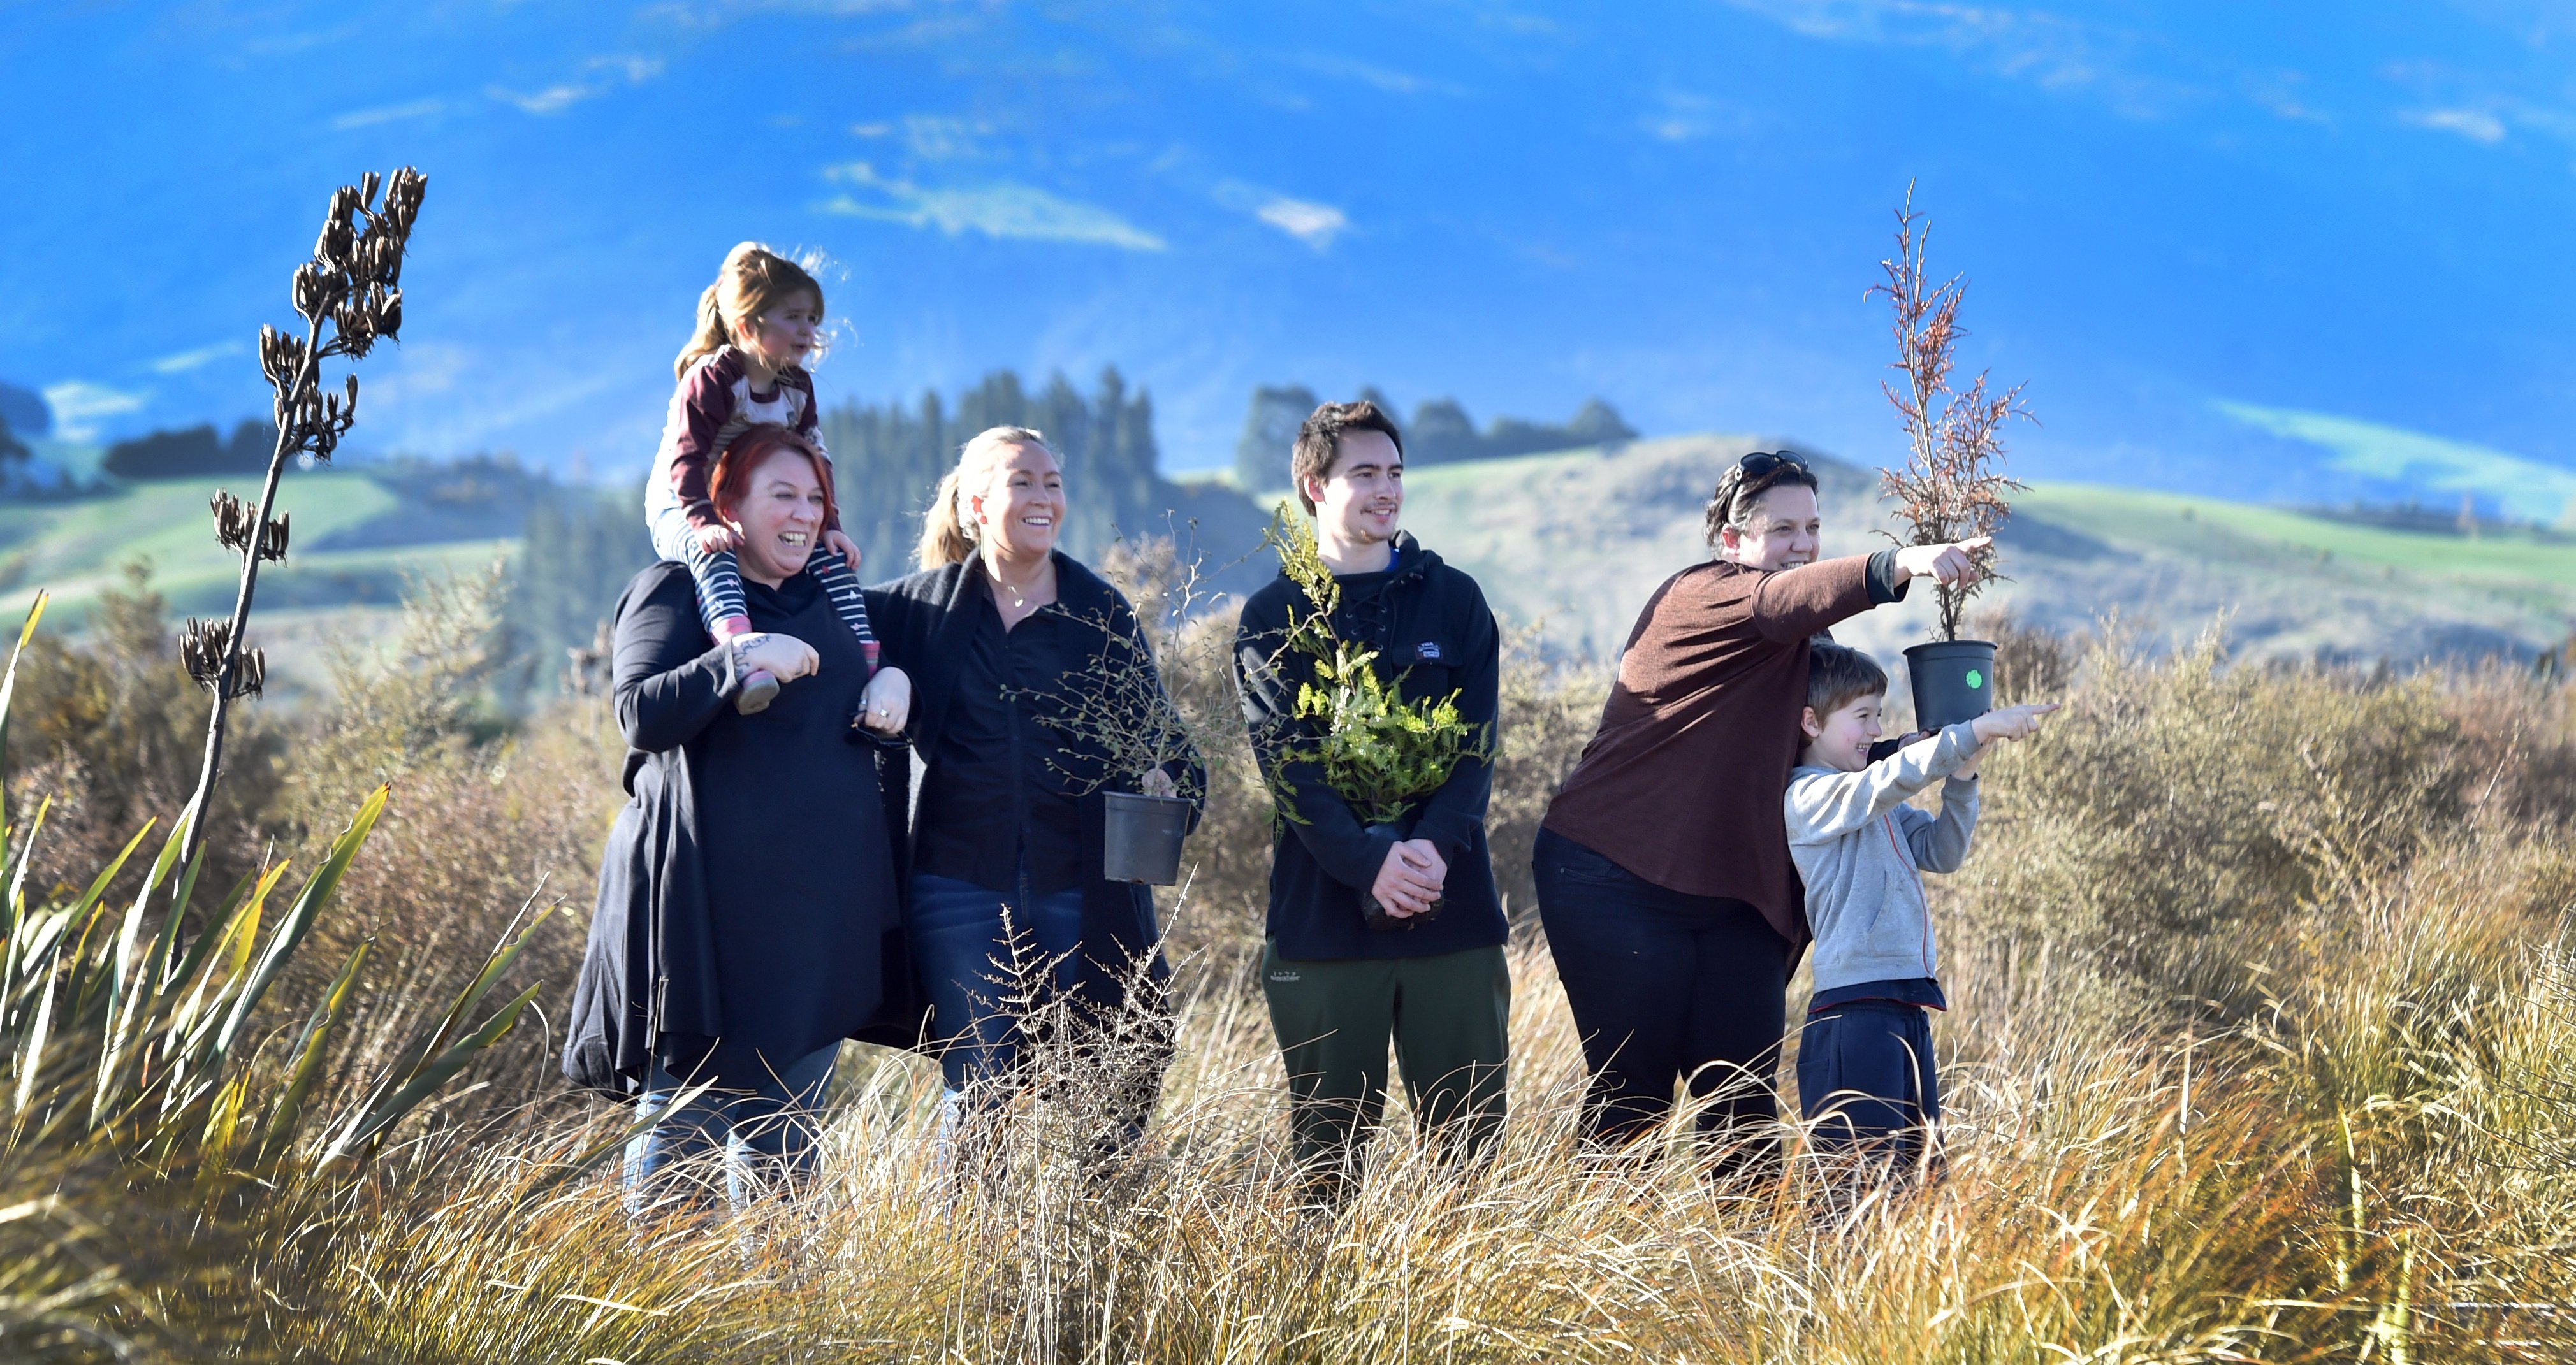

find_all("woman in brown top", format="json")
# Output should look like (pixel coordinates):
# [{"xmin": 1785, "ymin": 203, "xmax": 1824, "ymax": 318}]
[{"xmin": 1534, "ymin": 451, "xmax": 1983, "ymax": 1161}]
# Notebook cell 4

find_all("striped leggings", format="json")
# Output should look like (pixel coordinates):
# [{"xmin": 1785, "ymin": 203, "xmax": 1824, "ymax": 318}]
[{"xmin": 682, "ymin": 540, "xmax": 878, "ymax": 674}]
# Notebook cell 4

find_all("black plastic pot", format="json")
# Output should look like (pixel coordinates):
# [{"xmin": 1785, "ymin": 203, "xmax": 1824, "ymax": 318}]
[
  {"xmin": 1102, "ymin": 791, "xmax": 1191, "ymax": 885},
  {"xmin": 1358, "ymin": 818, "xmax": 1444, "ymax": 933},
  {"xmin": 1904, "ymin": 639, "xmax": 1998, "ymax": 731}
]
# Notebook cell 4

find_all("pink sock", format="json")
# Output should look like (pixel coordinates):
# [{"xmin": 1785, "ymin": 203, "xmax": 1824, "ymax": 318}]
[{"xmin": 714, "ymin": 615, "xmax": 755, "ymax": 642}]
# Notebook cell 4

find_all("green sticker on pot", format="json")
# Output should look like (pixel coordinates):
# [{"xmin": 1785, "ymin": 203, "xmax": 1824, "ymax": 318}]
[{"xmin": 1965, "ymin": 669, "xmax": 1984, "ymax": 690}]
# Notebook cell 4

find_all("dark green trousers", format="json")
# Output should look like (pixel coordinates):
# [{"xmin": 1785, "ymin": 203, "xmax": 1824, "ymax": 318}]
[{"xmin": 1262, "ymin": 939, "xmax": 1511, "ymax": 1194}]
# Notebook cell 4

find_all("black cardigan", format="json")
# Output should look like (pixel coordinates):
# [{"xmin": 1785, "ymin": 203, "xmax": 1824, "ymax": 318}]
[
  {"xmin": 562, "ymin": 563, "xmax": 921, "ymax": 1098},
  {"xmin": 866, "ymin": 552, "xmax": 1203, "ymax": 1009}
]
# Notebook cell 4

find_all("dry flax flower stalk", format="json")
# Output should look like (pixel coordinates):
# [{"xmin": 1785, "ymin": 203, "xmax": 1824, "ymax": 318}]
[{"xmin": 175, "ymin": 166, "xmax": 426, "ymax": 872}]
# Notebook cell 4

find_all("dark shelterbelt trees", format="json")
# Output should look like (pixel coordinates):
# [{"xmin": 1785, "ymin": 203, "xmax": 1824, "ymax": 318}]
[{"xmin": 820, "ymin": 365, "xmax": 1184, "ymax": 579}]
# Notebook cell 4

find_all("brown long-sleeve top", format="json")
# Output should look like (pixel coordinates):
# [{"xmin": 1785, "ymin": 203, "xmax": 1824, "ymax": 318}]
[
  {"xmin": 650, "ymin": 347, "xmax": 838, "ymax": 536},
  {"xmin": 1541, "ymin": 551, "xmax": 1905, "ymax": 948}
]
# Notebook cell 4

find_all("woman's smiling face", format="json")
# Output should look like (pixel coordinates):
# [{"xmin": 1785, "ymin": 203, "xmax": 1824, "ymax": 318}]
[
  {"xmin": 726, "ymin": 444, "xmax": 828, "ymax": 585},
  {"xmin": 971, "ymin": 441, "xmax": 1065, "ymax": 560}
]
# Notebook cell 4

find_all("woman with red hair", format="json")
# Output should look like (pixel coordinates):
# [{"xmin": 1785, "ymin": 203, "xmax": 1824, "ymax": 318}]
[{"xmin": 566, "ymin": 423, "xmax": 918, "ymax": 1213}]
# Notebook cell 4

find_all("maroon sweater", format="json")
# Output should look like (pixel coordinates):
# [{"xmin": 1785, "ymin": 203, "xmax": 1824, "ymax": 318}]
[
  {"xmin": 651, "ymin": 347, "xmax": 836, "ymax": 536},
  {"xmin": 1541, "ymin": 552, "xmax": 1902, "ymax": 947}
]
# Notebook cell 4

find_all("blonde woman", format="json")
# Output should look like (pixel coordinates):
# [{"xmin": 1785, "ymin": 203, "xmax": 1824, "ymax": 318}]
[{"xmin": 865, "ymin": 426, "xmax": 1199, "ymax": 1162}]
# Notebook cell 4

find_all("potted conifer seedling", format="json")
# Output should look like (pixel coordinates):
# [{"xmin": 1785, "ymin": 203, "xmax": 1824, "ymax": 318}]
[
  {"xmin": 1036, "ymin": 537, "xmax": 1212, "ymax": 886},
  {"xmin": 1260, "ymin": 507, "xmax": 1492, "ymax": 931},
  {"xmin": 1871, "ymin": 189, "xmax": 2030, "ymax": 728}
]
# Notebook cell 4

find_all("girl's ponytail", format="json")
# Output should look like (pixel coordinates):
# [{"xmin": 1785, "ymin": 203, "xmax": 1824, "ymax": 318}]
[
  {"xmin": 673, "ymin": 280, "xmax": 731, "ymax": 380},
  {"xmin": 673, "ymin": 241, "xmax": 829, "ymax": 380}
]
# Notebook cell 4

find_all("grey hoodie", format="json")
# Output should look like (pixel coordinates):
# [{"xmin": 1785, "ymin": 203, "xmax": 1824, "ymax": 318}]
[{"xmin": 1784, "ymin": 720, "xmax": 1981, "ymax": 995}]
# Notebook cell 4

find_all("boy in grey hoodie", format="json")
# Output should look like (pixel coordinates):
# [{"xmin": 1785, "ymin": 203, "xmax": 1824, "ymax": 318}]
[{"xmin": 1785, "ymin": 642, "xmax": 2056, "ymax": 1169}]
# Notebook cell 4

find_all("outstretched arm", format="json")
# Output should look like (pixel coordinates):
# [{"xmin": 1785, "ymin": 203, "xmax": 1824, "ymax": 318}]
[{"xmin": 1784, "ymin": 721, "xmax": 1978, "ymax": 843}]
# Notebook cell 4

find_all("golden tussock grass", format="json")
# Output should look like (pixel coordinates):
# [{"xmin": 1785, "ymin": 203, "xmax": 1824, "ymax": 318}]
[{"xmin": 10, "ymin": 574, "xmax": 2576, "ymax": 1362}]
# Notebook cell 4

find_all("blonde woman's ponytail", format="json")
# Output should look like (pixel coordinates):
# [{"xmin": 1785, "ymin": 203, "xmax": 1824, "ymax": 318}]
[{"xmin": 917, "ymin": 468, "xmax": 978, "ymax": 569}]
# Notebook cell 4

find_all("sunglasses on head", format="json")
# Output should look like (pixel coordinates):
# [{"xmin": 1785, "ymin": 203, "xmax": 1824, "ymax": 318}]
[{"xmin": 1712, "ymin": 449, "xmax": 1810, "ymax": 508}]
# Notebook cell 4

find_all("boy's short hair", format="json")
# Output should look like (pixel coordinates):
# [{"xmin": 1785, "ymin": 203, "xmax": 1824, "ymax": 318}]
[
  {"xmin": 1291, "ymin": 400, "xmax": 1404, "ymax": 514},
  {"xmin": 1807, "ymin": 642, "xmax": 1890, "ymax": 720}
]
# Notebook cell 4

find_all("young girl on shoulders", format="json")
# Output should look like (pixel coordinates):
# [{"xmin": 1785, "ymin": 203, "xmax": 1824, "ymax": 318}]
[{"xmin": 650, "ymin": 242, "xmax": 884, "ymax": 714}]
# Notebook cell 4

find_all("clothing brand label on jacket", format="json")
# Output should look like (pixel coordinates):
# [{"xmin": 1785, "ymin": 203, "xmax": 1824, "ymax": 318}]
[{"xmin": 1414, "ymin": 641, "xmax": 1443, "ymax": 662}]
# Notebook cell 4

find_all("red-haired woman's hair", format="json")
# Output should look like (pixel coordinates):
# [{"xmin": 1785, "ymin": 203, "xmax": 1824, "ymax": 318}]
[{"xmin": 709, "ymin": 424, "xmax": 837, "ymax": 529}]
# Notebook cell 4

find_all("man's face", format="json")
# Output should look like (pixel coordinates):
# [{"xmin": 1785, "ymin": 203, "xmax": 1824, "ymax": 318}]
[
  {"xmin": 1719, "ymin": 484, "xmax": 1822, "ymax": 571},
  {"xmin": 1306, "ymin": 429, "xmax": 1404, "ymax": 547}
]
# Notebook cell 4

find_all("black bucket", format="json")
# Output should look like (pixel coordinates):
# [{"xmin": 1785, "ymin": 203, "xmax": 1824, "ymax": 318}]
[
  {"xmin": 1101, "ymin": 791, "xmax": 1191, "ymax": 885},
  {"xmin": 1905, "ymin": 639, "xmax": 1998, "ymax": 731},
  {"xmin": 1358, "ymin": 819, "xmax": 1444, "ymax": 933}
]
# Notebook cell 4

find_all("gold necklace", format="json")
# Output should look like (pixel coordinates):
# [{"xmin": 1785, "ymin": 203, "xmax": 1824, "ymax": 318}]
[{"xmin": 991, "ymin": 561, "xmax": 1038, "ymax": 609}]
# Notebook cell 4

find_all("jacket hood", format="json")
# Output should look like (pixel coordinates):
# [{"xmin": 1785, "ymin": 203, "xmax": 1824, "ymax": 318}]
[{"xmin": 1273, "ymin": 530, "xmax": 1442, "ymax": 585}]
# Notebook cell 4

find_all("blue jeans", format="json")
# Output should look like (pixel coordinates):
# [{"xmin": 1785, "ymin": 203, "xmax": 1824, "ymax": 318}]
[
  {"xmin": 623, "ymin": 1041, "xmax": 838, "ymax": 1214},
  {"xmin": 908, "ymin": 870, "xmax": 1087, "ymax": 1093}
]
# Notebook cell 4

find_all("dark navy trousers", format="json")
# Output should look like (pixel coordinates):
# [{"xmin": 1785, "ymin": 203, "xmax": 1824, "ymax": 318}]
[
  {"xmin": 1534, "ymin": 827, "xmax": 1793, "ymax": 1159},
  {"xmin": 1796, "ymin": 998, "xmax": 1940, "ymax": 1164}
]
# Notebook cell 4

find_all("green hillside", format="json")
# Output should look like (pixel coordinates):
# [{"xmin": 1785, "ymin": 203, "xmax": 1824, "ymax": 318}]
[
  {"xmin": 0, "ymin": 473, "xmax": 513, "ymax": 626},
  {"xmin": 1395, "ymin": 436, "xmax": 2576, "ymax": 665},
  {"xmin": 2018, "ymin": 483, "xmax": 2576, "ymax": 595},
  {"xmin": 7, "ymin": 435, "xmax": 2566, "ymax": 690}
]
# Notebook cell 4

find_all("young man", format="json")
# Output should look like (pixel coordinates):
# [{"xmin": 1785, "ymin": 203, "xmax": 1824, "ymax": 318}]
[
  {"xmin": 1234, "ymin": 400, "xmax": 1508, "ymax": 1201},
  {"xmin": 1785, "ymin": 642, "xmax": 2055, "ymax": 1171}
]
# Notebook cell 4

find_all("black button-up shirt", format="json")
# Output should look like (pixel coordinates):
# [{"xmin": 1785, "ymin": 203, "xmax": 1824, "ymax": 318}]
[{"xmin": 913, "ymin": 575, "xmax": 1087, "ymax": 897}]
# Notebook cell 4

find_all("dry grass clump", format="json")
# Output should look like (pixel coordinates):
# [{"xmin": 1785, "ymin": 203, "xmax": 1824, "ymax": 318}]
[
  {"xmin": 1953, "ymin": 621, "xmax": 2524, "ymax": 1000},
  {"xmin": 254, "ymin": 629, "xmax": 2576, "ymax": 1358},
  {"xmin": 4, "ymin": 565, "xmax": 279, "ymax": 906},
  {"xmin": 266, "ymin": 904, "xmax": 2576, "ymax": 1362},
  {"xmin": 273, "ymin": 565, "xmax": 616, "ymax": 1102}
]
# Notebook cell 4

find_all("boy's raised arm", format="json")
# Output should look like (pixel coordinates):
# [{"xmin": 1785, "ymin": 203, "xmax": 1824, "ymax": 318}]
[
  {"xmin": 1901, "ymin": 776, "xmax": 1980, "ymax": 872},
  {"xmin": 1784, "ymin": 721, "xmax": 1979, "ymax": 843}
]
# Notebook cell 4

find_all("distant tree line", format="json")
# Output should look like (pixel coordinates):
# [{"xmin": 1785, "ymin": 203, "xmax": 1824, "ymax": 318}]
[
  {"xmin": 99, "ymin": 420, "xmax": 281, "ymax": 480},
  {"xmin": 820, "ymin": 365, "xmax": 1187, "ymax": 579},
  {"xmin": 1232, "ymin": 386, "xmax": 1636, "ymax": 489},
  {"xmin": 40, "ymin": 365, "xmax": 1261, "ymax": 698},
  {"xmin": 0, "ymin": 380, "xmax": 46, "ymax": 439},
  {"xmin": 502, "ymin": 480, "xmax": 655, "ymax": 697}
]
